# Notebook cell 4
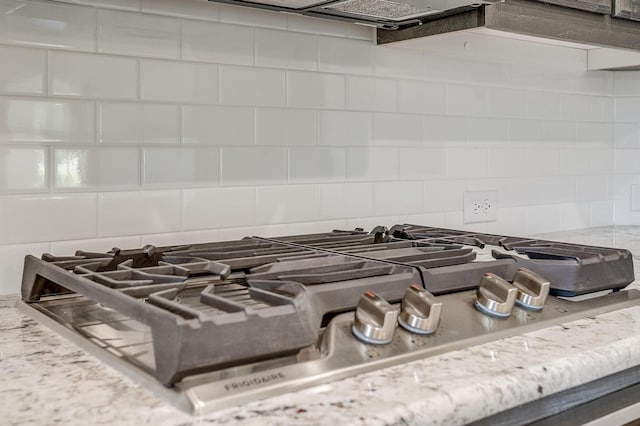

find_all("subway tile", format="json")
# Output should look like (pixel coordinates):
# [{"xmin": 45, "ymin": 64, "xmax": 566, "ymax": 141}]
[
  {"xmin": 255, "ymin": 108, "xmax": 316, "ymax": 146},
  {"xmin": 182, "ymin": 105, "xmax": 253, "ymax": 145},
  {"xmin": 556, "ymin": 148, "xmax": 591, "ymax": 175},
  {"xmin": 100, "ymin": 102, "xmax": 179, "ymax": 144},
  {"xmin": 615, "ymin": 97, "xmax": 640, "ymax": 122},
  {"xmin": 0, "ymin": 97, "xmax": 95, "ymax": 143},
  {"xmin": 288, "ymin": 71, "xmax": 345, "ymax": 109},
  {"xmin": 98, "ymin": 190, "xmax": 181, "ymax": 236},
  {"xmin": 254, "ymin": 28, "xmax": 317, "ymax": 71},
  {"xmin": 182, "ymin": 20, "xmax": 253, "ymax": 65},
  {"xmin": 590, "ymin": 200, "xmax": 613, "ymax": 227},
  {"xmin": 286, "ymin": 14, "xmax": 353, "ymax": 38},
  {"xmin": 423, "ymin": 180, "xmax": 467, "ymax": 213},
  {"xmin": 219, "ymin": 3, "xmax": 287, "ymax": 30},
  {"xmin": 286, "ymin": 220, "xmax": 349, "ymax": 235},
  {"xmin": 505, "ymin": 177, "xmax": 542, "ymax": 207},
  {"xmin": 182, "ymin": 187, "xmax": 254, "ymax": 230},
  {"xmin": 526, "ymin": 91, "xmax": 562, "ymax": 120},
  {"xmin": 543, "ymin": 121, "xmax": 576, "ymax": 144},
  {"xmin": 536, "ymin": 176, "xmax": 575, "ymax": 204},
  {"xmin": 0, "ymin": 45, "xmax": 45, "ymax": 95},
  {"xmin": 219, "ymin": 65, "xmax": 285, "ymax": 107},
  {"xmin": 398, "ymin": 148, "xmax": 446, "ymax": 180},
  {"xmin": 557, "ymin": 202, "xmax": 590, "ymax": 231},
  {"xmin": 318, "ymin": 182, "xmax": 373, "ymax": 219},
  {"xmin": 561, "ymin": 94, "xmax": 590, "ymax": 121},
  {"xmin": 219, "ymin": 224, "xmax": 288, "ymax": 240},
  {"xmin": 0, "ymin": 146, "xmax": 47, "ymax": 193},
  {"xmin": 576, "ymin": 175, "xmax": 608, "ymax": 202},
  {"xmin": 50, "ymin": 52, "xmax": 137, "ymax": 99},
  {"xmin": 614, "ymin": 123, "xmax": 640, "ymax": 148},
  {"xmin": 467, "ymin": 118, "xmax": 508, "ymax": 144},
  {"xmin": 446, "ymin": 148, "xmax": 488, "ymax": 178},
  {"xmin": 373, "ymin": 181, "xmax": 422, "ymax": 216},
  {"xmin": 143, "ymin": 147, "xmax": 219, "ymax": 187},
  {"xmin": 141, "ymin": 59, "xmax": 217, "ymax": 104},
  {"xmin": 347, "ymin": 147, "xmax": 398, "ymax": 181},
  {"xmin": 141, "ymin": 0, "xmax": 219, "ymax": 19},
  {"xmin": 576, "ymin": 122, "xmax": 612, "ymax": 145},
  {"xmin": 589, "ymin": 96, "xmax": 613, "ymax": 123},
  {"xmin": 319, "ymin": 111, "xmax": 372, "ymax": 146},
  {"xmin": 423, "ymin": 115, "xmax": 467, "ymax": 144},
  {"xmin": 467, "ymin": 61, "xmax": 509, "ymax": 86},
  {"xmin": 488, "ymin": 88, "xmax": 526, "ymax": 118},
  {"xmin": 318, "ymin": 36, "xmax": 373, "ymax": 75},
  {"xmin": 345, "ymin": 216, "xmax": 400, "ymax": 232},
  {"xmin": 67, "ymin": 0, "xmax": 141, "ymax": 10},
  {"xmin": 221, "ymin": 147, "xmax": 286, "ymax": 185},
  {"xmin": 347, "ymin": 76, "xmax": 396, "ymax": 112},
  {"xmin": 614, "ymin": 71, "xmax": 640, "ymax": 97},
  {"xmin": 289, "ymin": 147, "xmax": 346, "ymax": 183},
  {"xmin": 98, "ymin": 10, "xmax": 179, "ymax": 59},
  {"xmin": 508, "ymin": 119, "xmax": 543, "ymax": 143},
  {"xmin": 575, "ymin": 70, "xmax": 610, "ymax": 95},
  {"xmin": 373, "ymin": 113, "xmax": 421, "ymax": 146},
  {"xmin": 615, "ymin": 149, "xmax": 640, "ymax": 174},
  {"xmin": 0, "ymin": 193, "xmax": 97, "ymax": 244},
  {"xmin": 446, "ymin": 85, "xmax": 489, "ymax": 116},
  {"xmin": 140, "ymin": 230, "xmax": 220, "ymax": 247},
  {"xmin": 373, "ymin": 46, "xmax": 423, "ymax": 80},
  {"xmin": 255, "ymin": 184, "xmax": 318, "ymax": 225},
  {"xmin": 525, "ymin": 204, "xmax": 561, "ymax": 235},
  {"xmin": 0, "ymin": 242, "xmax": 50, "ymax": 294},
  {"xmin": 0, "ymin": 0, "xmax": 96, "ymax": 51},
  {"xmin": 49, "ymin": 235, "xmax": 142, "ymax": 256},
  {"xmin": 423, "ymin": 52, "xmax": 468, "ymax": 82},
  {"xmin": 54, "ymin": 147, "xmax": 139, "ymax": 190},
  {"xmin": 398, "ymin": 81, "xmax": 445, "ymax": 115}
]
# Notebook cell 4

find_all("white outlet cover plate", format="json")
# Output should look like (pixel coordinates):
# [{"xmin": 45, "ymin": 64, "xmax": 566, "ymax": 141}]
[
  {"xmin": 463, "ymin": 190, "xmax": 498, "ymax": 224},
  {"xmin": 632, "ymin": 185, "xmax": 640, "ymax": 211}
]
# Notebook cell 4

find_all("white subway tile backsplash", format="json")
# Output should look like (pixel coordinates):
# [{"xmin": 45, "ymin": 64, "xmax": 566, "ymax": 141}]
[
  {"xmin": 537, "ymin": 176, "xmax": 575, "ymax": 204},
  {"xmin": 141, "ymin": 59, "xmax": 217, "ymax": 103},
  {"xmin": 590, "ymin": 148, "xmax": 614, "ymax": 174},
  {"xmin": 467, "ymin": 118, "xmax": 508, "ymax": 144},
  {"xmin": 141, "ymin": 0, "xmax": 218, "ymax": 19},
  {"xmin": 447, "ymin": 148, "xmax": 488, "ymax": 178},
  {"xmin": 488, "ymin": 87, "xmax": 526, "ymax": 118},
  {"xmin": 589, "ymin": 96, "xmax": 613, "ymax": 123},
  {"xmin": 576, "ymin": 122, "xmax": 612, "ymax": 145},
  {"xmin": 255, "ymin": 184, "xmax": 318, "ymax": 224},
  {"xmin": 373, "ymin": 181, "xmax": 422, "ymax": 216},
  {"xmin": 508, "ymin": 119, "xmax": 543, "ymax": 143},
  {"xmin": 288, "ymin": 71, "xmax": 345, "ymax": 109},
  {"xmin": 347, "ymin": 147, "xmax": 398, "ymax": 181},
  {"xmin": 576, "ymin": 175, "xmax": 608, "ymax": 201},
  {"xmin": 318, "ymin": 36, "xmax": 373, "ymax": 75},
  {"xmin": 318, "ymin": 182, "xmax": 373, "ymax": 219},
  {"xmin": 0, "ymin": 0, "xmax": 96, "ymax": 51},
  {"xmin": 446, "ymin": 84, "xmax": 489, "ymax": 116},
  {"xmin": 558, "ymin": 202, "xmax": 590, "ymax": 231},
  {"xmin": 557, "ymin": 148, "xmax": 591, "ymax": 175},
  {"xmin": 221, "ymin": 147, "xmax": 286, "ymax": 185},
  {"xmin": 286, "ymin": 14, "xmax": 363, "ymax": 39},
  {"xmin": 0, "ymin": 242, "xmax": 50, "ymax": 294},
  {"xmin": 98, "ymin": 190, "xmax": 181, "ymax": 236},
  {"xmin": 0, "ymin": 45, "xmax": 45, "ymax": 95},
  {"xmin": 526, "ymin": 91, "xmax": 562, "ymax": 120},
  {"xmin": 398, "ymin": 81, "xmax": 445, "ymax": 114},
  {"xmin": 140, "ymin": 229, "xmax": 220, "ymax": 246},
  {"xmin": 398, "ymin": 148, "xmax": 446, "ymax": 180},
  {"xmin": 373, "ymin": 113, "xmax": 421, "ymax": 146},
  {"xmin": 182, "ymin": 186, "xmax": 254, "ymax": 230},
  {"xmin": 615, "ymin": 97, "xmax": 640, "ymax": 123},
  {"xmin": 143, "ymin": 147, "xmax": 219, "ymax": 186},
  {"xmin": 182, "ymin": 105, "xmax": 253, "ymax": 145},
  {"xmin": 49, "ymin": 235, "xmax": 142, "ymax": 256},
  {"xmin": 543, "ymin": 121, "xmax": 576, "ymax": 144},
  {"xmin": 219, "ymin": 224, "xmax": 288, "ymax": 240},
  {"xmin": 374, "ymin": 46, "xmax": 423, "ymax": 80},
  {"xmin": 100, "ymin": 102, "xmax": 179, "ymax": 144},
  {"xmin": 54, "ymin": 147, "xmax": 139, "ymax": 190},
  {"xmin": 50, "ymin": 52, "xmax": 138, "ymax": 99},
  {"xmin": 286, "ymin": 219, "xmax": 349, "ymax": 235},
  {"xmin": 255, "ymin": 108, "xmax": 316, "ymax": 146},
  {"xmin": 219, "ymin": 65, "xmax": 285, "ymax": 107},
  {"xmin": 347, "ymin": 76, "xmax": 396, "ymax": 112},
  {"xmin": 255, "ymin": 28, "xmax": 316, "ymax": 71},
  {"xmin": 219, "ymin": 3, "xmax": 286, "ymax": 30},
  {"xmin": 561, "ymin": 94, "xmax": 590, "ymax": 121},
  {"xmin": 423, "ymin": 180, "xmax": 466, "ymax": 213},
  {"xmin": 0, "ymin": 97, "xmax": 95, "ymax": 143},
  {"xmin": 615, "ymin": 149, "xmax": 640, "ymax": 174},
  {"xmin": 0, "ymin": 147, "xmax": 47, "ymax": 193},
  {"xmin": 182, "ymin": 20, "xmax": 254, "ymax": 66},
  {"xmin": 591, "ymin": 200, "xmax": 614, "ymax": 227},
  {"xmin": 525, "ymin": 204, "xmax": 561, "ymax": 235},
  {"xmin": 67, "ymin": 0, "xmax": 141, "ymax": 11},
  {"xmin": 289, "ymin": 147, "xmax": 346, "ymax": 183},
  {"xmin": 319, "ymin": 111, "xmax": 372, "ymax": 146},
  {"xmin": 614, "ymin": 123, "xmax": 640, "ymax": 148},
  {"xmin": 423, "ymin": 115, "xmax": 466, "ymax": 144},
  {"xmin": 98, "ymin": 10, "xmax": 179, "ymax": 59},
  {"xmin": 0, "ymin": 193, "xmax": 97, "ymax": 244},
  {"xmin": 614, "ymin": 71, "xmax": 640, "ymax": 97}
]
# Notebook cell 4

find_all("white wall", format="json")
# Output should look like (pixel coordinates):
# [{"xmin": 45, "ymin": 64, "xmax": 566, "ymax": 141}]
[
  {"xmin": 0, "ymin": 0, "xmax": 618, "ymax": 294},
  {"xmin": 613, "ymin": 71, "xmax": 640, "ymax": 224}
]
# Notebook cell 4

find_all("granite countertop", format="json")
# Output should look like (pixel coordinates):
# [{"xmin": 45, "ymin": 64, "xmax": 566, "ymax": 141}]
[{"xmin": 2, "ymin": 226, "xmax": 640, "ymax": 425}]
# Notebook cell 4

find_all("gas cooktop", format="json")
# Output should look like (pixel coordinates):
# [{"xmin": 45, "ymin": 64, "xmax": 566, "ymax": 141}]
[{"xmin": 17, "ymin": 225, "xmax": 640, "ymax": 414}]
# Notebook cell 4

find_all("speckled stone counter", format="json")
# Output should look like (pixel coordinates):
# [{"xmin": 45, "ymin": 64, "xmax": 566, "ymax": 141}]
[{"xmin": 2, "ymin": 226, "xmax": 640, "ymax": 425}]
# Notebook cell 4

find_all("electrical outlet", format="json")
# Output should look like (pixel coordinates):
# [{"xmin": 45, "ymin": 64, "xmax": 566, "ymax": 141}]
[{"xmin": 463, "ymin": 190, "xmax": 498, "ymax": 224}]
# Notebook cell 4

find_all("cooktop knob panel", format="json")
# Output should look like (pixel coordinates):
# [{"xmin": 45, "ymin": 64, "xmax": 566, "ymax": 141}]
[
  {"xmin": 352, "ymin": 291, "xmax": 399, "ymax": 345},
  {"xmin": 398, "ymin": 284, "xmax": 442, "ymax": 335},
  {"xmin": 475, "ymin": 272, "xmax": 517, "ymax": 318},
  {"xmin": 512, "ymin": 268, "xmax": 550, "ymax": 311}
]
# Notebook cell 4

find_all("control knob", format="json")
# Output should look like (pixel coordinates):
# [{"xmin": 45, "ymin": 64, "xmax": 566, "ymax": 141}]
[
  {"xmin": 352, "ymin": 291, "xmax": 399, "ymax": 345},
  {"xmin": 398, "ymin": 284, "xmax": 442, "ymax": 335},
  {"xmin": 512, "ymin": 268, "xmax": 550, "ymax": 311},
  {"xmin": 475, "ymin": 272, "xmax": 517, "ymax": 318}
]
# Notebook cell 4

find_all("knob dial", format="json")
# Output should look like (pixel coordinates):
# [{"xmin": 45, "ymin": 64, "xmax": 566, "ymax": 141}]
[
  {"xmin": 352, "ymin": 291, "xmax": 399, "ymax": 345},
  {"xmin": 512, "ymin": 268, "xmax": 550, "ymax": 311},
  {"xmin": 398, "ymin": 284, "xmax": 442, "ymax": 335},
  {"xmin": 475, "ymin": 272, "xmax": 517, "ymax": 318}
]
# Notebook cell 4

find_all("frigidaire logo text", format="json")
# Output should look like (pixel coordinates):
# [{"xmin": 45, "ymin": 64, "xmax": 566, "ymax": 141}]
[{"xmin": 224, "ymin": 372, "xmax": 286, "ymax": 391}]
